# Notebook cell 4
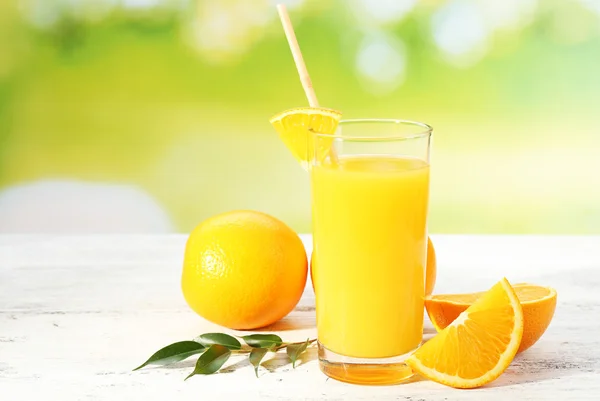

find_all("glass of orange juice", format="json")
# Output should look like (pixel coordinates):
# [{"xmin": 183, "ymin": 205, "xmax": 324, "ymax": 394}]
[{"xmin": 310, "ymin": 119, "xmax": 432, "ymax": 385}]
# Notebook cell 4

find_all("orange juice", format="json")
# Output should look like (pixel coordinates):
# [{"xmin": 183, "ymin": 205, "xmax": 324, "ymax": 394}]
[{"xmin": 311, "ymin": 155, "xmax": 429, "ymax": 358}]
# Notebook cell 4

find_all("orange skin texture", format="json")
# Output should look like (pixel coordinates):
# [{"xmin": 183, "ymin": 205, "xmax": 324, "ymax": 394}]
[{"xmin": 182, "ymin": 210, "xmax": 308, "ymax": 330}]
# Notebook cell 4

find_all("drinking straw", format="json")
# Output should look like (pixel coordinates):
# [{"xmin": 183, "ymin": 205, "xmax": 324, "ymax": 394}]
[{"xmin": 276, "ymin": 4, "xmax": 319, "ymax": 107}]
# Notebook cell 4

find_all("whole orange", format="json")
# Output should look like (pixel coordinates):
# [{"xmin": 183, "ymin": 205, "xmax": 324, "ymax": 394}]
[
  {"xmin": 181, "ymin": 210, "xmax": 308, "ymax": 330},
  {"xmin": 426, "ymin": 236, "xmax": 437, "ymax": 295},
  {"xmin": 310, "ymin": 236, "xmax": 436, "ymax": 295}
]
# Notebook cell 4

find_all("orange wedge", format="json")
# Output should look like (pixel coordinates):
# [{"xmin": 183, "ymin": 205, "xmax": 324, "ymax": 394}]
[
  {"xmin": 270, "ymin": 107, "xmax": 342, "ymax": 169},
  {"xmin": 425, "ymin": 283, "xmax": 557, "ymax": 353},
  {"xmin": 406, "ymin": 278, "xmax": 523, "ymax": 389}
]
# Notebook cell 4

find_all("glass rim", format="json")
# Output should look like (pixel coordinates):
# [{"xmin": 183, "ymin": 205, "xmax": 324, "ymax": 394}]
[{"xmin": 314, "ymin": 118, "xmax": 433, "ymax": 141}]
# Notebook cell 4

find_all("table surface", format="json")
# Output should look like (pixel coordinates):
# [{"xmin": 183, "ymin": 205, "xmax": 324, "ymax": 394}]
[{"xmin": 1, "ymin": 235, "xmax": 599, "ymax": 400}]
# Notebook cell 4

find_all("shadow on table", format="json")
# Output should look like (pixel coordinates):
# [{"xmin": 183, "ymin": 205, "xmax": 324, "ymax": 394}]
[
  {"xmin": 262, "ymin": 346, "xmax": 318, "ymax": 373},
  {"xmin": 219, "ymin": 357, "xmax": 251, "ymax": 374},
  {"xmin": 486, "ymin": 344, "xmax": 591, "ymax": 388},
  {"xmin": 217, "ymin": 346, "xmax": 318, "ymax": 376},
  {"xmin": 148, "ymin": 339, "xmax": 593, "ymax": 386},
  {"xmin": 259, "ymin": 310, "xmax": 316, "ymax": 331},
  {"xmin": 423, "ymin": 325, "xmax": 437, "ymax": 339}
]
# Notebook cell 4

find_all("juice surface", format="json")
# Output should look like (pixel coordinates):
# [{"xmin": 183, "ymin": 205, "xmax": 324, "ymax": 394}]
[{"xmin": 311, "ymin": 155, "xmax": 429, "ymax": 358}]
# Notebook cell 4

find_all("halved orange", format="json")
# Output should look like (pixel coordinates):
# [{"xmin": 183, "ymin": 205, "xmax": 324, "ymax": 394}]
[
  {"xmin": 406, "ymin": 278, "xmax": 523, "ymax": 388},
  {"xmin": 270, "ymin": 107, "xmax": 342, "ymax": 169},
  {"xmin": 425, "ymin": 283, "xmax": 557, "ymax": 353}
]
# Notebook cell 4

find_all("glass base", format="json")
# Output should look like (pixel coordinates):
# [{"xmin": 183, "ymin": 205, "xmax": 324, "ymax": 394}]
[{"xmin": 318, "ymin": 342, "xmax": 417, "ymax": 385}]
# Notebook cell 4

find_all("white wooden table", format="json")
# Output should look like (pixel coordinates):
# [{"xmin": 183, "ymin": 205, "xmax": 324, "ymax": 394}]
[{"xmin": 1, "ymin": 235, "xmax": 599, "ymax": 400}]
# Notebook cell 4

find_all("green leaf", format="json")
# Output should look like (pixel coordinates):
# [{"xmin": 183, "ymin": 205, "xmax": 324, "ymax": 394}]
[
  {"xmin": 286, "ymin": 339, "xmax": 309, "ymax": 368},
  {"xmin": 133, "ymin": 341, "xmax": 205, "ymax": 371},
  {"xmin": 185, "ymin": 344, "xmax": 231, "ymax": 380},
  {"xmin": 241, "ymin": 334, "xmax": 283, "ymax": 349},
  {"xmin": 249, "ymin": 348, "xmax": 269, "ymax": 378},
  {"xmin": 196, "ymin": 333, "xmax": 241, "ymax": 350}
]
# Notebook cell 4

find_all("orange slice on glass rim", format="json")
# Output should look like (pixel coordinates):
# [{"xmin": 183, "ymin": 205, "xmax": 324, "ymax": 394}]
[{"xmin": 270, "ymin": 107, "xmax": 341, "ymax": 169}]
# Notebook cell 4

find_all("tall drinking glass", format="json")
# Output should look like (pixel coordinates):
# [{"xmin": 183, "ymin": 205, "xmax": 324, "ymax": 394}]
[{"xmin": 310, "ymin": 119, "xmax": 432, "ymax": 385}]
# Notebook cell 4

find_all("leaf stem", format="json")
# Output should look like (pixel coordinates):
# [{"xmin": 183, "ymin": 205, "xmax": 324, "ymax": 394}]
[{"xmin": 135, "ymin": 333, "xmax": 319, "ymax": 380}]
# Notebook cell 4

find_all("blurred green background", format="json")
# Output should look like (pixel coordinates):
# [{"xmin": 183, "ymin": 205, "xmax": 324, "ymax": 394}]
[{"xmin": 1, "ymin": 0, "xmax": 599, "ymax": 234}]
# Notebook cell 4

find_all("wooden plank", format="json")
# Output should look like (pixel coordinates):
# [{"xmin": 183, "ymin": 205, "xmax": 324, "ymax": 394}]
[{"xmin": 0, "ymin": 235, "xmax": 599, "ymax": 400}]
